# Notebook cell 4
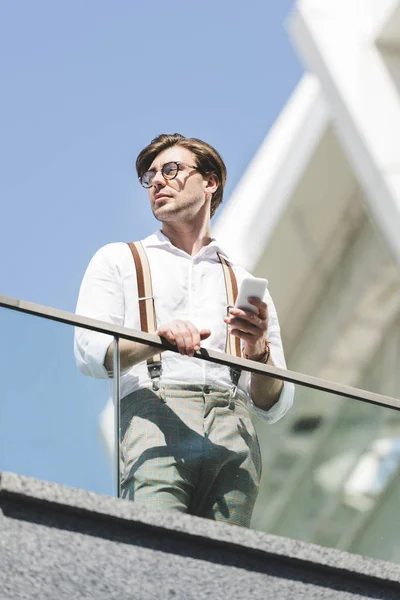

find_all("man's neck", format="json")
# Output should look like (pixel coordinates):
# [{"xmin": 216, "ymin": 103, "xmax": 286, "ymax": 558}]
[{"xmin": 161, "ymin": 222, "xmax": 212, "ymax": 257}]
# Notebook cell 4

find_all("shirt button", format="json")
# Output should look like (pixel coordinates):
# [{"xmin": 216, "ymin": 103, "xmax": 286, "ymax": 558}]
[{"xmin": 203, "ymin": 385, "xmax": 211, "ymax": 394}]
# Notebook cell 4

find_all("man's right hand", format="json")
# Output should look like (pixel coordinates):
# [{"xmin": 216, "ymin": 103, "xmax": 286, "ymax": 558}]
[{"xmin": 157, "ymin": 320, "xmax": 211, "ymax": 357}]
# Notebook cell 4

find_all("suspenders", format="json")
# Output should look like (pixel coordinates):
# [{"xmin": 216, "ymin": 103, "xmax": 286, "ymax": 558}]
[
  {"xmin": 127, "ymin": 242, "xmax": 162, "ymax": 386},
  {"xmin": 127, "ymin": 241, "xmax": 242, "ymax": 391},
  {"xmin": 217, "ymin": 253, "xmax": 242, "ymax": 390}
]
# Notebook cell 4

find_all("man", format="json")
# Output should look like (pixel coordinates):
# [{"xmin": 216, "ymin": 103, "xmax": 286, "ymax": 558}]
[{"xmin": 75, "ymin": 133, "xmax": 294, "ymax": 527}]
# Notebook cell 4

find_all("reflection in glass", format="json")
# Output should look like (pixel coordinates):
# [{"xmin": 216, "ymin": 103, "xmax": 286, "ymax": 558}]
[{"xmin": 251, "ymin": 378, "xmax": 400, "ymax": 563}]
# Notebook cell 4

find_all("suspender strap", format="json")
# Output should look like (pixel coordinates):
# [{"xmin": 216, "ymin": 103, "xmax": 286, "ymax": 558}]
[
  {"xmin": 127, "ymin": 242, "xmax": 162, "ymax": 388},
  {"xmin": 217, "ymin": 253, "xmax": 241, "ymax": 357},
  {"xmin": 127, "ymin": 242, "xmax": 242, "ymax": 390},
  {"xmin": 217, "ymin": 253, "xmax": 242, "ymax": 390}
]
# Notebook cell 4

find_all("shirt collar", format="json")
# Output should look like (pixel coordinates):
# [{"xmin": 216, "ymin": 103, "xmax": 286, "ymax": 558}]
[{"xmin": 142, "ymin": 229, "xmax": 230, "ymax": 260}]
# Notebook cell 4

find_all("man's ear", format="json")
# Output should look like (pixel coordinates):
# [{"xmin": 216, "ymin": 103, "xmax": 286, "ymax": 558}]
[{"xmin": 204, "ymin": 173, "xmax": 219, "ymax": 195}]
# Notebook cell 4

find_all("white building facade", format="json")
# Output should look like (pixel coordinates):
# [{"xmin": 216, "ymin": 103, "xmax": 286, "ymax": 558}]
[{"xmin": 213, "ymin": 0, "xmax": 400, "ymax": 562}]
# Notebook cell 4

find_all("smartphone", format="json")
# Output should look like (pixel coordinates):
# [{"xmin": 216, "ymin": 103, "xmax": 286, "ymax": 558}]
[{"xmin": 235, "ymin": 277, "xmax": 268, "ymax": 313}]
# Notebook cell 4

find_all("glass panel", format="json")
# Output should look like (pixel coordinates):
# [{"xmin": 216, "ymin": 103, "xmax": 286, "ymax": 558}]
[
  {"xmin": 0, "ymin": 307, "xmax": 115, "ymax": 496},
  {"xmin": 1, "ymin": 303, "xmax": 399, "ymax": 565},
  {"xmin": 250, "ymin": 376, "xmax": 400, "ymax": 564},
  {"xmin": 108, "ymin": 327, "xmax": 400, "ymax": 563}
]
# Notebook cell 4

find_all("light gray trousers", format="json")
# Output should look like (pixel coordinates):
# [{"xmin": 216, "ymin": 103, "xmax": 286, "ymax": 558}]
[{"xmin": 120, "ymin": 383, "xmax": 262, "ymax": 527}]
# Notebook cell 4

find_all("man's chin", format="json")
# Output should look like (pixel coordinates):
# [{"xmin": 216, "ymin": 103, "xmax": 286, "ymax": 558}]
[{"xmin": 152, "ymin": 206, "xmax": 179, "ymax": 222}]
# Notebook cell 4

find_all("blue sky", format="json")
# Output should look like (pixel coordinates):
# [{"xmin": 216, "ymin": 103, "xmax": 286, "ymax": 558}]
[{"xmin": 0, "ymin": 1, "xmax": 302, "ymax": 496}]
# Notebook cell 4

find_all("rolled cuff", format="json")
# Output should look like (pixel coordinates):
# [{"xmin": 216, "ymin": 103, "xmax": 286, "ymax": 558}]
[
  {"xmin": 74, "ymin": 328, "xmax": 114, "ymax": 379},
  {"xmin": 247, "ymin": 380, "xmax": 295, "ymax": 424}
]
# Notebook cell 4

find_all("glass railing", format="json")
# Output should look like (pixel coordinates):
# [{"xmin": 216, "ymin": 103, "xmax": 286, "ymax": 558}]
[
  {"xmin": 1, "ymin": 293, "xmax": 400, "ymax": 564},
  {"xmin": 251, "ymin": 384, "xmax": 400, "ymax": 562},
  {"xmin": 0, "ymin": 303, "xmax": 114, "ymax": 496}
]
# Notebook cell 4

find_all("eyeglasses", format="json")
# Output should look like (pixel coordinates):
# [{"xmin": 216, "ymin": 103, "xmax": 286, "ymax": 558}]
[{"xmin": 139, "ymin": 161, "xmax": 199, "ymax": 188}]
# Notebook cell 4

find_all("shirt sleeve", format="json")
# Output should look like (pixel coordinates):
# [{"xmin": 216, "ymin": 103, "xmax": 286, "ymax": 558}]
[
  {"xmin": 247, "ymin": 380, "xmax": 295, "ymax": 424},
  {"xmin": 74, "ymin": 244, "xmax": 125, "ymax": 379},
  {"xmin": 242, "ymin": 288, "xmax": 295, "ymax": 424}
]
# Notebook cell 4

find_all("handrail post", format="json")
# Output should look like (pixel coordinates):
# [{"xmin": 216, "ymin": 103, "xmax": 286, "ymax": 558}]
[{"xmin": 113, "ymin": 335, "xmax": 121, "ymax": 498}]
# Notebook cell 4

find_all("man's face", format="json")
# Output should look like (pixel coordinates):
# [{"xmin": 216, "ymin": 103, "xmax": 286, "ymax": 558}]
[{"xmin": 145, "ymin": 146, "xmax": 217, "ymax": 223}]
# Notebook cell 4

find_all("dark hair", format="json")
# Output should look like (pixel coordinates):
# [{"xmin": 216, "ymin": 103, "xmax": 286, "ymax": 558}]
[{"xmin": 136, "ymin": 133, "xmax": 227, "ymax": 218}]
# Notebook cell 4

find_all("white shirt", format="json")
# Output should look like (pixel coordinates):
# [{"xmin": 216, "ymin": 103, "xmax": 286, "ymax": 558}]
[{"xmin": 74, "ymin": 230, "xmax": 294, "ymax": 424}]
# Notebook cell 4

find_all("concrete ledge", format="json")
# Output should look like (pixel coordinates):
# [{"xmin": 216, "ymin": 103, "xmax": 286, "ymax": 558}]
[{"xmin": 1, "ymin": 471, "xmax": 400, "ymax": 599}]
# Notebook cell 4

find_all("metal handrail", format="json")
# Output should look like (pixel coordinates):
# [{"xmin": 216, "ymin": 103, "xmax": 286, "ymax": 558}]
[{"xmin": 1, "ymin": 293, "xmax": 400, "ymax": 412}]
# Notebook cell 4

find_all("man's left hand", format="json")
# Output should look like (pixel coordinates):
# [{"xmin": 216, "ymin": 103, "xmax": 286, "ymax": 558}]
[{"xmin": 224, "ymin": 297, "xmax": 268, "ymax": 361}]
